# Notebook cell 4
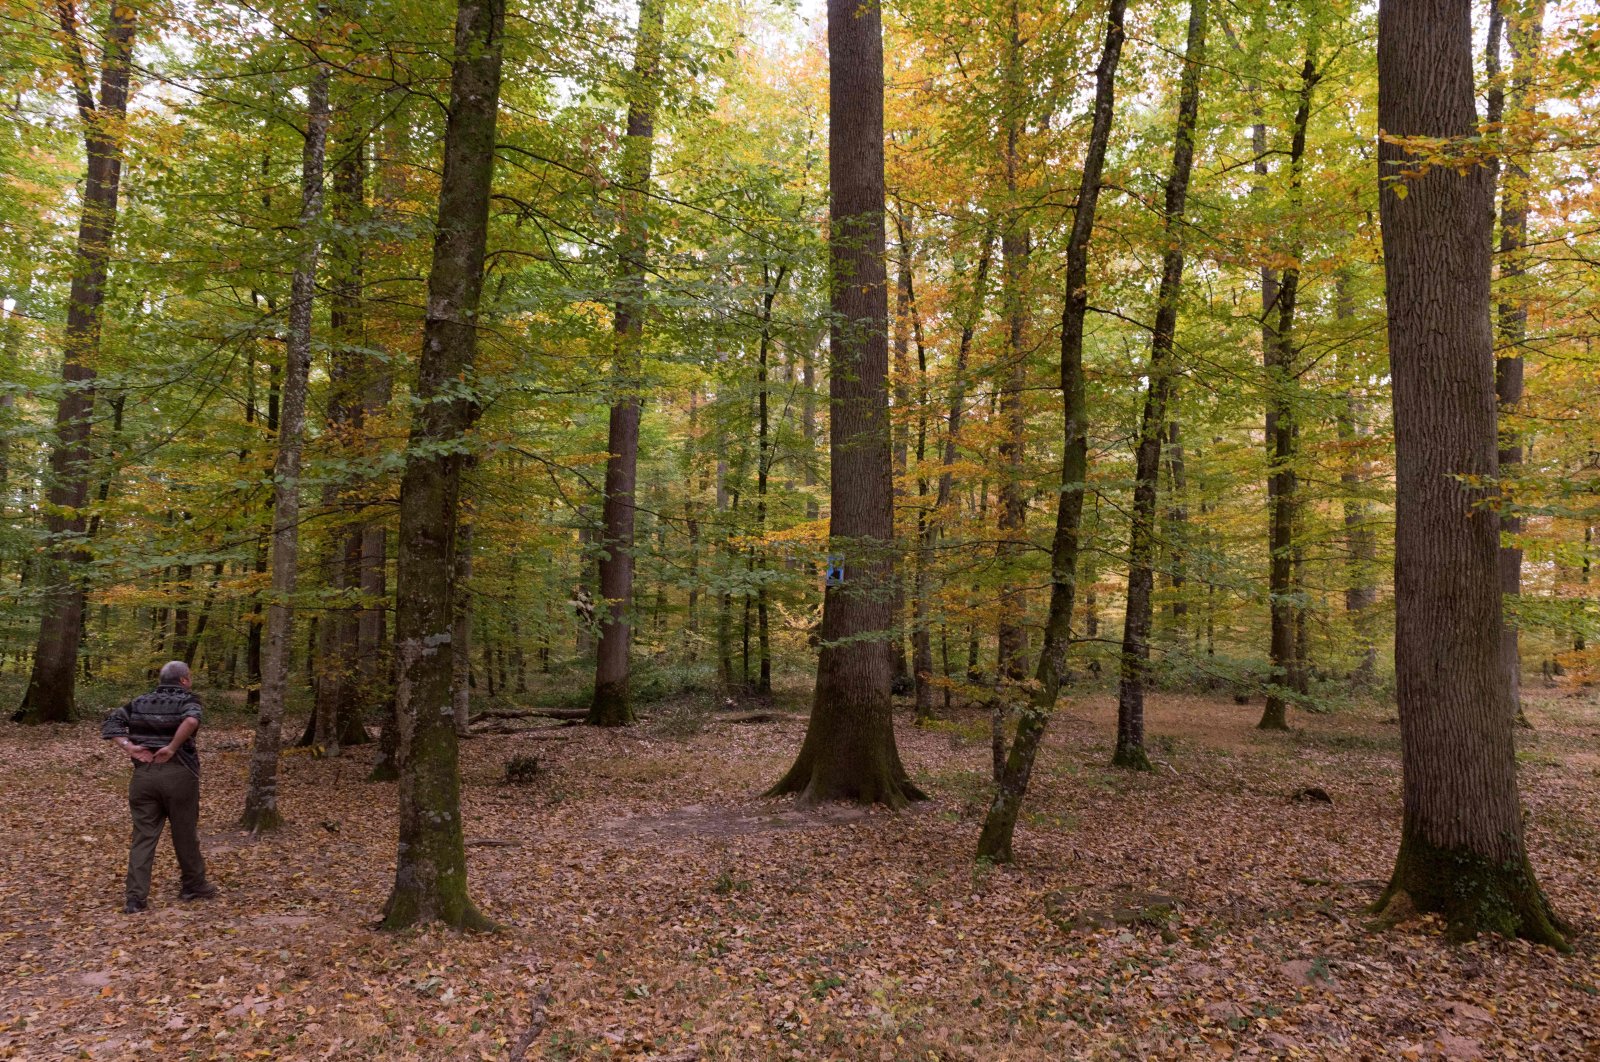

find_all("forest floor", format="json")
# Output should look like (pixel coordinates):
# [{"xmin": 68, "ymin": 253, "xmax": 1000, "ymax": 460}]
[{"xmin": 2, "ymin": 679, "xmax": 1598, "ymax": 1060}]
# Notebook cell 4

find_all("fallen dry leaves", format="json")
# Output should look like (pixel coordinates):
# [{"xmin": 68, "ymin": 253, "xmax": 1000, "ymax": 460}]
[{"xmin": 1, "ymin": 684, "xmax": 1597, "ymax": 1060}]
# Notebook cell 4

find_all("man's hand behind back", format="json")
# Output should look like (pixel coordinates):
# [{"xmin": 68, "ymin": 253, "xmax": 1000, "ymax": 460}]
[{"xmin": 129, "ymin": 747, "xmax": 155, "ymax": 764}]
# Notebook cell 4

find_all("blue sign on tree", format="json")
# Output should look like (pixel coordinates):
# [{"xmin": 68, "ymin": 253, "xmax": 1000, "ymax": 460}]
[{"xmin": 825, "ymin": 554, "xmax": 845, "ymax": 587}]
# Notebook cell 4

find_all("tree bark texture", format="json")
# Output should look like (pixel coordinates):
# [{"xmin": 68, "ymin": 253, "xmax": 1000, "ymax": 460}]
[
  {"xmin": 16, "ymin": 1, "xmax": 136, "ymax": 724},
  {"xmin": 1115, "ymin": 0, "xmax": 1206, "ymax": 771},
  {"xmin": 589, "ymin": 0, "xmax": 664, "ymax": 727},
  {"xmin": 1373, "ymin": 0, "xmax": 1565, "ymax": 948},
  {"xmin": 1259, "ymin": 46, "xmax": 1317, "ymax": 731},
  {"xmin": 978, "ymin": 0, "xmax": 1125, "ymax": 862},
  {"xmin": 381, "ymin": 0, "xmax": 504, "ymax": 932},
  {"xmin": 241, "ymin": 64, "xmax": 331, "ymax": 832},
  {"xmin": 768, "ymin": 0, "xmax": 922, "ymax": 807}
]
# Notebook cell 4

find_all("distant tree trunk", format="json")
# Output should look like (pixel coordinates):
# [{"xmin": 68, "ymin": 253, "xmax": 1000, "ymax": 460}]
[
  {"xmin": 241, "ymin": 63, "xmax": 331, "ymax": 833},
  {"xmin": 1372, "ymin": 0, "xmax": 1565, "ymax": 949},
  {"xmin": 911, "ymin": 292, "xmax": 935, "ymax": 724},
  {"xmin": 716, "ymin": 452, "xmax": 736, "ymax": 691},
  {"xmin": 312, "ymin": 130, "xmax": 370, "ymax": 755},
  {"xmin": 0, "ymin": 300, "xmax": 23, "ymax": 496},
  {"xmin": 1579, "ymin": 527, "xmax": 1592, "ymax": 653},
  {"xmin": 889, "ymin": 233, "xmax": 912, "ymax": 695},
  {"xmin": 1335, "ymin": 275, "xmax": 1378, "ymax": 686},
  {"xmin": 1165, "ymin": 421, "xmax": 1189, "ymax": 626},
  {"xmin": 590, "ymin": 0, "xmax": 664, "ymax": 727},
  {"xmin": 452, "ymin": 516, "xmax": 474, "ymax": 733},
  {"xmin": 978, "ymin": 0, "xmax": 1125, "ymax": 861},
  {"xmin": 920, "ymin": 218, "xmax": 994, "ymax": 721},
  {"xmin": 1258, "ymin": 43, "xmax": 1318, "ymax": 731},
  {"xmin": 1491, "ymin": 0, "xmax": 1544, "ymax": 722},
  {"xmin": 15, "ymin": 1, "xmax": 136, "ymax": 724},
  {"xmin": 801, "ymin": 348, "xmax": 820, "ymax": 520},
  {"xmin": 767, "ymin": 0, "xmax": 922, "ymax": 807},
  {"xmin": 380, "ymin": 0, "xmax": 503, "ymax": 932},
  {"xmin": 755, "ymin": 263, "xmax": 789, "ymax": 696},
  {"xmin": 1115, "ymin": 0, "xmax": 1207, "ymax": 771}
]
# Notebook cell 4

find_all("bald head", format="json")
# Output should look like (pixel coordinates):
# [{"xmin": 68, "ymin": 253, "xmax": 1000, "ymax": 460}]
[{"xmin": 158, "ymin": 660, "xmax": 191, "ymax": 686}]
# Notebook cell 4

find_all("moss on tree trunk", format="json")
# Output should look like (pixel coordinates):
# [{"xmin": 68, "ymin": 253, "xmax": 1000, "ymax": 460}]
[{"xmin": 1373, "ymin": 831, "xmax": 1568, "ymax": 950}]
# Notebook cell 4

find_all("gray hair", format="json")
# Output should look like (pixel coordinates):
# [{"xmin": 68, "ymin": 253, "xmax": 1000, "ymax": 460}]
[{"xmin": 158, "ymin": 660, "xmax": 191, "ymax": 685}]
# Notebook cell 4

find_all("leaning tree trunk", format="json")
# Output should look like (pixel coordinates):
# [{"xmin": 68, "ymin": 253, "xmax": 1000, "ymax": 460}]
[
  {"xmin": 381, "ymin": 0, "xmax": 504, "ymax": 932},
  {"xmin": 1489, "ymin": 0, "xmax": 1544, "ymax": 725},
  {"xmin": 1258, "ymin": 43, "xmax": 1318, "ymax": 731},
  {"xmin": 15, "ymin": 2, "xmax": 136, "ymax": 724},
  {"xmin": 241, "ymin": 64, "xmax": 331, "ymax": 833},
  {"xmin": 589, "ymin": 0, "xmax": 664, "ymax": 727},
  {"xmin": 978, "ymin": 0, "xmax": 1126, "ymax": 862},
  {"xmin": 1114, "ymin": 0, "xmax": 1207, "ymax": 771},
  {"xmin": 767, "ymin": 0, "xmax": 922, "ymax": 807},
  {"xmin": 1372, "ymin": 0, "xmax": 1565, "ymax": 949}
]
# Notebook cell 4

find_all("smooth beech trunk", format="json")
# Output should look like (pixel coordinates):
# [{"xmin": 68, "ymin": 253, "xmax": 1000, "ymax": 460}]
[
  {"xmin": 978, "ymin": 0, "xmax": 1125, "ymax": 862},
  {"xmin": 380, "ymin": 0, "xmax": 503, "ymax": 932},
  {"xmin": 755, "ymin": 263, "xmax": 789, "ymax": 696},
  {"xmin": 589, "ymin": 0, "xmax": 664, "ymax": 726},
  {"xmin": 1115, "ymin": 0, "xmax": 1206, "ymax": 771},
  {"xmin": 1258, "ymin": 44, "xmax": 1318, "ymax": 731},
  {"xmin": 241, "ymin": 65, "xmax": 331, "ymax": 832},
  {"xmin": 15, "ymin": 2, "xmax": 136, "ymax": 724},
  {"xmin": 768, "ymin": 0, "xmax": 922, "ymax": 807},
  {"xmin": 1373, "ymin": 0, "xmax": 1565, "ymax": 948}
]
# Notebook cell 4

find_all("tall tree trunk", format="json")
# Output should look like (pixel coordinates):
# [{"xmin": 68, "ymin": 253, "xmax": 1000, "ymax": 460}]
[
  {"xmin": 15, "ymin": 1, "xmax": 136, "ymax": 724},
  {"xmin": 312, "ymin": 131, "xmax": 368, "ymax": 756},
  {"xmin": 589, "ymin": 0, "xmax": 664, "ymax": 726},
  {"xmin": 919, "ymin": 218, "xmax": 995, "ymax": 720},
  {"xmin": 1258, "ymin": 43, "xmax": 1318, "ymax": 731},
  {"xmin": 889, "ymin": 229, "xmax": 912, "ymax": 695},
  {"xmin": 994, "ymin": 0, "xmax": 1032, "ymax": 724},
  {"xmin": 1335, "ymin": 274, "xmax": 1378, "ymax": 686},
  {"xmin": 1372, "ymin": 0, "xmax": 1565, "ymax": 948},
  {"xmin": 452, "ymin": 516, "xmax": 474, "ymax": 733},
  {"xmin": 978, "ymin": 0, "xmax": 1125, "ymax": 861},
  {"xmin": 1491, "ymin": 0, "xmax": 1544, "ymax": 723},
  {"xmin": 755, "ymin": 263, "xmax": 789, "ymax": 696},
  {"xmin": 381, "ymin": 0, "xmax": 503, "ymax": 932},
  {"xmin": 241, "ymin": 63, "xmax": 331, "ymax": 832},
  {"xmin": 1114, "ymin": 0, "xmax": 1207, "ymax": 771},
  {"xmin": 767, "ymin": 0, "xmax": 922, "ymax": 807},
  {"xmin": 1166, "ymin": 420, "xmax": 1188, "ymax": 624}
]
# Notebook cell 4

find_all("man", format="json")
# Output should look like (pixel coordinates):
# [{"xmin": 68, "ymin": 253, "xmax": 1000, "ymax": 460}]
[{"xmin": 102, "ymin": 660, "xmax": 218, "ymax": 913}]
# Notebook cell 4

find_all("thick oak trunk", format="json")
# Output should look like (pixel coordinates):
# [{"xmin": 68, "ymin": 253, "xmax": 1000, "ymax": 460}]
[
  {"xmin": 381, "ymin": 0, "xmax": 504, "ymax": 932},
  {"xmin": 1373, "ymin": 0, "xmax": 1564, "ymax": 948},
  {"xmin": 768, "ymin": 0, "xmax": 921, "ymax": 807}
]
